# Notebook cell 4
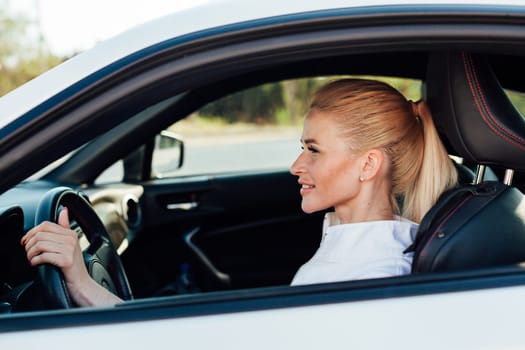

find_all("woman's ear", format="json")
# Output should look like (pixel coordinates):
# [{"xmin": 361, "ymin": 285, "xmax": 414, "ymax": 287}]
[{"xmin": 360, "ymin": 149, "xmax": 385, "ymax": 181}]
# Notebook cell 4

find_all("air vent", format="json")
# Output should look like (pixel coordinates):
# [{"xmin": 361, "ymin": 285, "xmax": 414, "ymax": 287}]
[{"xmin": 122, "ymin": 194, "xmax": 142, "ymax": 229}]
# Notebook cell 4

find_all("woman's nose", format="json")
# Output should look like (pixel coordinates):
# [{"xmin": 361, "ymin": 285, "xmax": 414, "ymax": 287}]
[{"xmin": 290, "ymin": 152, "xmax": 305, "ymax": 176}]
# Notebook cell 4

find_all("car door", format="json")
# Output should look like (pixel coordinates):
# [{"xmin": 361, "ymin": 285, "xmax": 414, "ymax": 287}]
[{"xmin": 129, "ymin": 169, "xmax": 324, "ymax": 296}]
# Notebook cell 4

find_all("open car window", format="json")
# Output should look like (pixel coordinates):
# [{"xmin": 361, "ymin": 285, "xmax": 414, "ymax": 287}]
[{"xmin": 96, "ymin": 76, "xmax": 422, "ymax": 184}]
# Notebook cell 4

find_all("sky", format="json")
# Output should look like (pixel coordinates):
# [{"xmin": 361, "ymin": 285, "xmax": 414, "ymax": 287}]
[{"xmin": 7, "ymin": 0, "xmax": 213, "ymax": 56}]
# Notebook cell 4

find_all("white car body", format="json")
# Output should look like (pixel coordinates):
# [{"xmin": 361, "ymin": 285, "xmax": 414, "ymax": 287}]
[{"xmin": 2, "ymin": 285, "xmax": 525, "ymax": 349}]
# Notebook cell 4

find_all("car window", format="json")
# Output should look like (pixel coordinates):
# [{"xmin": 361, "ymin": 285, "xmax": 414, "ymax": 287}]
[
  {"xmin": 96, "ymin": 76, "xmax": 422, "ymax": 184},
  {"xmin": 504, "ymin": 89, "xmax": 525, "ymax": 116}
]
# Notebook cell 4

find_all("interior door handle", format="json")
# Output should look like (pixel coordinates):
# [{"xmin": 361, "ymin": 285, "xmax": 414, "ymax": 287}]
[{"xmin": 166, "ymin": 202, "xmax": 198, "ymax": 211}]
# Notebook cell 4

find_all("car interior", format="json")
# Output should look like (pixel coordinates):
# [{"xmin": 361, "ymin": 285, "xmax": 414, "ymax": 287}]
[{"xmin": 1, "ymin": 45, "xmax": 525, "ymax": 316}]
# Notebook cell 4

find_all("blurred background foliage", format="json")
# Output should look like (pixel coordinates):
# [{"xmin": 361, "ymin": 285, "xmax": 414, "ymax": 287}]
[
  {"xmin": 199, "ymin": 76, "xmax": 423, "ymax": 126},
  {"xmin": 0, "ymin": 5, "xmax": 66, "ymax": 96}
]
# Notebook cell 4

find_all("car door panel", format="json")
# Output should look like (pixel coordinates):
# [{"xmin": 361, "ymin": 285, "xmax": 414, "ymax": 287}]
[{"xmin": 122, "ymin": 170, "xmax": 323, "ymax": 297}]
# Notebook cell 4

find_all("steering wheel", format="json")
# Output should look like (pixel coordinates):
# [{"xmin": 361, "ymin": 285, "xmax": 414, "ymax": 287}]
[{"xmin": 34, "ymin": 187, "xmax": 133, "ymax": 308}]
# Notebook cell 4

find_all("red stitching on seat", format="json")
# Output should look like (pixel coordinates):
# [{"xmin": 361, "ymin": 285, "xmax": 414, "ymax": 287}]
[
  {"xmin": 415, "ymin": 195, "xmax": 472, "ymax": 272},
  {"xmin": 462, "ymin": 52, "xmax": 525, "ymax": 151}
]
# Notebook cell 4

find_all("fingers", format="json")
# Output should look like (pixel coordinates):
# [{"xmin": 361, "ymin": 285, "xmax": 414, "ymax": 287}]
[
  {"xmin": 27, "ymin": 249, "xmax": 75, "ymax": 269},
  {"xmin": 21, "ymin": 216, "xmax": 73, "ymax": 246},
  {"xmin": 24, "ymin": 231, "xmax": 77, "ymax": 264},
  {"xmin": 21, "ymin": 207, "xmax": 79, "ymax": 269},
  {"xmin": 19, "ymin": 207, "xmax": 99, "ymax": 307},
  {"xmin": 58, "ymin": 207, "xmax": 70, "ymax": 228}
]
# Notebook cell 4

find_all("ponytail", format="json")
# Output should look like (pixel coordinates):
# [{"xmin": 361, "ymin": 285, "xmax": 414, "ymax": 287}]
[{"xmin": 401, "ymin": 101, "xmax": 458, "ymax": 222}]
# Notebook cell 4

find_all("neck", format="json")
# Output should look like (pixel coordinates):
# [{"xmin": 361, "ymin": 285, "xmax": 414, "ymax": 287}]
[
  {"xmin": 335, "ymin": 204, "xmax": 394, "ymax": 224},
  {"xmin": 335, "ymin": 180, "xmax": 394, "ymax": 224}
]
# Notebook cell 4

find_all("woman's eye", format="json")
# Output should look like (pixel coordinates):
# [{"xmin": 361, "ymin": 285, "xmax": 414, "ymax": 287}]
[
  {"xmin": 299, "ymin": 145, "xmax": 318, "ymax": 153},
  {"xmin": 307, "ymin": 146, "xmax": 319, "ymax": 153}
]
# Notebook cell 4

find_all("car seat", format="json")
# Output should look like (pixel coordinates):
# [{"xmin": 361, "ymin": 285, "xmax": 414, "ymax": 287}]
[{"xmin": 409, "ymin": 51, "xmax": 525, "ymax": 273}]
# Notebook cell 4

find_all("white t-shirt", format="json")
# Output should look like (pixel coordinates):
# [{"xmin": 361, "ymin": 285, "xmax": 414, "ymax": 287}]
[{"xmin": 291, "ymin": 212, "xmax": 419, "ymax": 286}]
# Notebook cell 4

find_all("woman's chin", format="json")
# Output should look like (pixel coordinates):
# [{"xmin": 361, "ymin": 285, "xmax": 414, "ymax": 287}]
[{"xmin": 301, "ymin": 202, "xmax": 322, "ymax": 214}]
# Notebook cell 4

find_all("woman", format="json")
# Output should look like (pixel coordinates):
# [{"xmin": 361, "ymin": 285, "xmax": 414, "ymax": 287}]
[
  {"xmin": 21, "ymin": 78, "xmax": 458, "ymax": 305},
  {"xmin": 290, "ymin": 78, "xmax": 457, "ymax": 285}
]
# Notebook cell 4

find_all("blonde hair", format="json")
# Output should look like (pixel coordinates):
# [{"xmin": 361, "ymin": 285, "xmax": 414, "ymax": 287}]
[{"xmin": 309, "ymin": 79, "xmax": 458, "ymax": 223}]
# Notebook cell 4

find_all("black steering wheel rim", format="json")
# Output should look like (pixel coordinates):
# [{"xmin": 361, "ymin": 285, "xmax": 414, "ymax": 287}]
[{"xmin": 34, "ymin": 187, "xmax": 133, "ymax": 308}]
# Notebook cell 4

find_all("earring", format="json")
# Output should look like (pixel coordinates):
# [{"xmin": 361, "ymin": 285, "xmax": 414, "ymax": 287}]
[{"xmin": 359, "ymin": 176, "xmax": 365, "ymax": 182}]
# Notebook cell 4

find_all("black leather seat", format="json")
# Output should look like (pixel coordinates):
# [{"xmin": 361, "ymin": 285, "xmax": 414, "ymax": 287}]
[
  {"xmin": 410, "ymin": 51, "xmax": 525, "ymax": 273},
  {"xmin": 426, "ymin": 52, "xmax": 525, "ymax": 170}
]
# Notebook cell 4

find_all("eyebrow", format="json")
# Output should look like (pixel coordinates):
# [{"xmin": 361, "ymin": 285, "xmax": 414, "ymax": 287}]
[{"xmin": 301, "ymin": 138, "xmax": 317, "ymax": 144}]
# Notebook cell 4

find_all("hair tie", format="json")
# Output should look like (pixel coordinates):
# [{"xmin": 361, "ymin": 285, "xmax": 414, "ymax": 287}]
[
  {"xmin": 408, "ymin": 100, "xmax": 419, "ymax": 116},
  {"xmin": 408, "ymin": 100, "xmax": 422, "ymax": 125}
]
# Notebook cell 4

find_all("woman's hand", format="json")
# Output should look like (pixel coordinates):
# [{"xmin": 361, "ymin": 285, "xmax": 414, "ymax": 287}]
[{"xmin": 21, "ymin": 208, "xmax": 122, "ymax": 306}]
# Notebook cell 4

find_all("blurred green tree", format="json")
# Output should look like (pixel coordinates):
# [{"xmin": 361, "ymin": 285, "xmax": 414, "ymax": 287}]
[
  {"xmin": 198, "ymin": 76, "xmax": 423, "ymax": 126},
  {"xmin": 0, "ymin": 6, "xmax": 64, "ymax": 96},
  {"xmin": 200, "ymin": 82, "xmax": 284, "ymax": 124}
]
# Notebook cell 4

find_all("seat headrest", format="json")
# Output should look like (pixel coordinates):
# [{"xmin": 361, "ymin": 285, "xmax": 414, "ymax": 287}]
[{"xmin": 426, "ymin": 51, "xmax": 525, "ymax": 171}]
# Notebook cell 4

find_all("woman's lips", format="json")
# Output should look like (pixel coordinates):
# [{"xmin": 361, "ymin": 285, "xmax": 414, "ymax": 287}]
[{"xmin": 300, "ymin": 183, "xmax": 315, "ymax": 195}]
